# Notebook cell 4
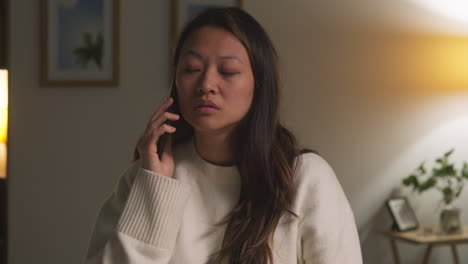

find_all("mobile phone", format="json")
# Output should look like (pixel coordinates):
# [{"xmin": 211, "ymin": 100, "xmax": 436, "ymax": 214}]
[{"xmin": 156, "ymin": 95, "xmax": 180, "ymax": 159}]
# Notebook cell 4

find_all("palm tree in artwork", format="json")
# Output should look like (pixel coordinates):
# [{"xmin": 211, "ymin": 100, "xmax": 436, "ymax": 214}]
[{"xmin": 73, "ymin": 31, "xmax": 103, "ymax": 69}]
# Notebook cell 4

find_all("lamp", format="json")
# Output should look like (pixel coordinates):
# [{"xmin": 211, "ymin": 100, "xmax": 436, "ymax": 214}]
[{"xmin": 0, "ymin": 70, "xmax": 7, "ymax": 178}]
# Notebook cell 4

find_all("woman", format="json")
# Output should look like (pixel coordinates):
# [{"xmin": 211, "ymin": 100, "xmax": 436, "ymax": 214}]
[{"xmin": 85, "ymin": 7, "xmax": 362, "ymax": 264}]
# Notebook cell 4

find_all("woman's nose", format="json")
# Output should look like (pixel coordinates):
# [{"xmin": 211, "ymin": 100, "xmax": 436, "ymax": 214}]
[{"xmin": 198, "ymin": 69, "xmax": 219, "ymax": 94}]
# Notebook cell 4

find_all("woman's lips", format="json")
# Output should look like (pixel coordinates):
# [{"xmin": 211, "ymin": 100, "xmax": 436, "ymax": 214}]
[
  {"xmin": 195, "ymin": 105, "xmax": 219, "ymax": 114},
  {"xmin": 194, "ymin": 100, "xmax": 220, "ymax": 114}
]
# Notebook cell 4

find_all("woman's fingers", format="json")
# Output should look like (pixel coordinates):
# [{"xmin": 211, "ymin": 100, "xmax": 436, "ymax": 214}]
[
  {"xmin": 147, "ymin": 111, "xmax": 180, "ymax": 132},
  {"xmin": 148, "ymin": 124, "xmax": 176, "ymax": 157},
  {"xmin": 149, "ymin": 97, "xmax": 174, "ymax": 123},
  {"xmin": 146, "ymin": 123, "xmax": 177, "ymax": 148},
  {"xmin": 138, "ymin": 123, "xmax": 176, "ymax": 155},
  {"xmin": 137, "ymin": 97, "xmax": 177, "ymax": 177},
  {"xmin": 152, "ymin": 123, "xmax": 176, "ymax": 138}
]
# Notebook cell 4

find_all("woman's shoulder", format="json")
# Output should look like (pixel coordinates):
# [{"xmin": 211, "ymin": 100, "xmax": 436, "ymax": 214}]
[
  {"xmin": 295, "ymin": 150, "xmax": 335, "ymax": 183},
  {"xmin": 293, "ymin": 151, "xmax": 345, "ymax": 207}
]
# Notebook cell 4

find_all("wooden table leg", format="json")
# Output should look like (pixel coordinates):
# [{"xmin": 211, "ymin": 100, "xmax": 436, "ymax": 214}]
[
  {"xmin": 451, "ymin": 245, "xmax": 460, "ymax": 264},
  {"xmin": 422, "ymin": 244, "xmax": 433, "ymax": 264},
  {"xmin": 389, "ymin": 239, "xmax": 401, "ymax": 264}
]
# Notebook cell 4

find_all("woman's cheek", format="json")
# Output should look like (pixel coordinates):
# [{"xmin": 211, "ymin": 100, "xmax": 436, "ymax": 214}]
[{"xmin": 179, "ymin": 93, "xmax": 193, "ymax": 120}]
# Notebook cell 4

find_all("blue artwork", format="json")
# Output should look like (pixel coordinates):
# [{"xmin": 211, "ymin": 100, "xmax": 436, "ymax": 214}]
[{"xmin": 57, "ymin": 0, "xmax": 104, "ymax": 71}]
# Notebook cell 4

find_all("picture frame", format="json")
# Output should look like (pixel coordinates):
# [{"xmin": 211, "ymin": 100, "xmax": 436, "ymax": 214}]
[
  {"xmin": 40, "ymin": 0, "xmax": 119, "ymax": 87},
  {"xmin": 170, "ymin": 0, "xmax": 243, "ymax": 55},
  {"xmin": 386, "ymin": 197, "xmax": 419, "ymax": 232}
]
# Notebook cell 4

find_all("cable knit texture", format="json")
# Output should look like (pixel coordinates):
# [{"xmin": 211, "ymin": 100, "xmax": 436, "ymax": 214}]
[
  {"xmin": 117, "ymin": 167, "xmax": 192, "ymax": 248},
  {"xmin": 84, "ymin": 139, "xmax": 363, "ymax": 264}
]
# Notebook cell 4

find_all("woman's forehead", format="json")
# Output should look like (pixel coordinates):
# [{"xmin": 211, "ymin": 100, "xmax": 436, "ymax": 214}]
[
  {"xmin": 181, "ymin": 49, "xmax": 245, "ymax": 65},
  {"xmin": 180, "ymin": 26, "xmax": 249, "ymax": 61}
]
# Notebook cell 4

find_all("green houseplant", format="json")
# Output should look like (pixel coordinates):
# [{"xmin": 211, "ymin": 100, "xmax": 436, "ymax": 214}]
[{"xmin": 402, "ymin": 149, "xmax": 468, "ymax": 233}]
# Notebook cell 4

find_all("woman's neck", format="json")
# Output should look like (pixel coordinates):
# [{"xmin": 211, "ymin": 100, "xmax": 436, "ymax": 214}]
[{"xmin": 194, "ymin": 131, "xmax": 235, "ymax": 166}]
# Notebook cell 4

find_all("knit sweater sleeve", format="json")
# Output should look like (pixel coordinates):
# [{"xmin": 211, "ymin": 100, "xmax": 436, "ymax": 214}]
[
  {"xmin": 84, "ymin": 160, "xmax": 192, "ymax": 264},
  {"xmin": 296, "ymin": 154, "xmax": 362, "ymax": 264}
]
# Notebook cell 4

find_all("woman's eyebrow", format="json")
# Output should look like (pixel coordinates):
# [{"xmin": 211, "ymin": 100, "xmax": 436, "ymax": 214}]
[
  {"xmin": 219, "ymin": 56, "xmax": 244, "ymax": 64},
  {"xmin": 182, "ymin": 50, "xmax": 244, "ymax": 64},
  {"xmin": 182, "ymin": 50, "xmax": 203, "ymax": 60}
]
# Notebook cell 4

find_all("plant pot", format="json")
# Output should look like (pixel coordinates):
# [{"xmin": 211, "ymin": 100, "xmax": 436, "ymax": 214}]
[{"xmin": 440, "ymin": 207, "xmax": 462, "ymax": 234}]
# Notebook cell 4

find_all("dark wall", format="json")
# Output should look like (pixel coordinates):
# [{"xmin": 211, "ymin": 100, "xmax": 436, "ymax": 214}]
[
  {"xmin": 0, "ymin": 179, "xmax": 5, "ymax": 263},
  {"xmin": 0, "ymin": 0, "xmax": 7, "ymax": 68},
  {"xmin": 0, "ymin": 2, "xmax": 6, "ymax": 263}
]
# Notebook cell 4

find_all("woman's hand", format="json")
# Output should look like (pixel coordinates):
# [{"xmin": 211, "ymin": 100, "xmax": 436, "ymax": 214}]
[{"xmin": 136, "ymin": 97, "xmax": 180, "ymax": 177}]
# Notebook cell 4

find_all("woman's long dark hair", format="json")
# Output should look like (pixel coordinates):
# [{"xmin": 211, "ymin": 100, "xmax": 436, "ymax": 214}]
[{"xmin": 134, "ymin": 7, "xmax": 304, "ymax": 264}]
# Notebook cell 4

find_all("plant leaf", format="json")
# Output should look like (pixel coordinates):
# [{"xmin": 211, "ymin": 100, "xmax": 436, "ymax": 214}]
[
  {"xmin": 443, "ymin": 187, "xmax": 453, "ymax": 204},
  {"xmin": 445, "ymin": 164, "xmax": 457, "ymax": 176},
  {"xmin": 444, "ymin": 149, "xmax": 454, "ymax": 158},
  {"xmin": 455, "ymin": 185, "xmax": 463, "ymax": 197},
  {"xmin": 432, "ymin": 164, "xmax": 456, "ymax": 177},
  {"xmin": 433, "ymin": 167, "xmax": 445, "ymax": 177},
  {"xmin": 402, "ymin": 175, "xmax": 419, "ymax": 189},
  {"xmin": 418, "ymin": 162, "xmax": 426, "ymax": 174},
  {"xmin": 462, "ymin": 162, "xmax": 468, "ymax": 179},
  {"xmin": 419, "ymin": 177, "xmax": 436, "ymax": 192},
  {"xmin": 442, "ymin": 187, "xmax": 453, "ymax": 196}
]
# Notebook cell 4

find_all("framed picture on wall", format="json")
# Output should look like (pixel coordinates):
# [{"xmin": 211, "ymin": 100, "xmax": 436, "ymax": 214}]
[
  {"xmin": 40, "ymin": 0, "xmax": 119, "ymax": 87},
  {"xmin": 386, "ymin": 197, "xmax": 419, "ymax": 232},
  {"xmin": 170, "ymin": 0, "xmax": 243, "ymax": 54}
]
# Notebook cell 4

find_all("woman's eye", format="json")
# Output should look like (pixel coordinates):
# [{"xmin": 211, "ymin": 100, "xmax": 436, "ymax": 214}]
[
  {"xmin": 220, "ymin": 72, "xmax": 238, "ymax": 76},
  {"xmin": 184, "ymin": 68, "xmax": 200, "ymax": 74}
]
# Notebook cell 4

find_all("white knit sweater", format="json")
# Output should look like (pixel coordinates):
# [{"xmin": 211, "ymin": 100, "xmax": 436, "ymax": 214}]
[{"xmin": 84, "ymin": 139, "xmax": 362, "ymax": 263}]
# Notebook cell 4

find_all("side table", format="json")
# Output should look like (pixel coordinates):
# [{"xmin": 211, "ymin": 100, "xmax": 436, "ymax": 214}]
[{"xmin": 379, "ymin": 224, "xmax": 468, "ymax": 264}]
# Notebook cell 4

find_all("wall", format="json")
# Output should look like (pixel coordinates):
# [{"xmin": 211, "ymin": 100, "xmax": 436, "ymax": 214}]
[
  {"xmin": 9, "ymin": 0, "xmax": 171, "ymax": 262},
  {"xmin": 8, "ymin": 0, "xmax": 468, "ymax": 263},
  {"xmin": 0, "ymin": 0, "xmax": 7, "ymax": 68},
  {"xmin": 250, "ymin": 1, "xmax": 468, "ymax": 263}
]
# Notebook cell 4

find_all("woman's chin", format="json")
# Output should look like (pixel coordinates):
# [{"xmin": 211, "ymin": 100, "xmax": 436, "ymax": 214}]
[{"xmin": 189, "ymin": 121, "xmax": 236, "ymax": 135}]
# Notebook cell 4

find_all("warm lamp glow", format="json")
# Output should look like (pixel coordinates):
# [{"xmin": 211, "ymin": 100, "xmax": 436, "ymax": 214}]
[
  {"xmin": 411, "ymin": 0, "xmax": 468, "ymax": 24},
  {"xmin": 0, "ymin": 108, "xmax": 6, "ymax": 143},
  {"xmin": 403, "ymin": 35, "xmax": 468, "ymax": 92},
  {"xmin": 0, "ymin": 70, "xmax": 8, "ymax": 178},
  {"xmin": 0, "ymin": 70, "xmax": 7, "ymax": 109},
  {"xmin": 0, "ymin": 70, "xmax": 7, "ymax": 143},
  {"xmin": 430, "ymin": 39, "xmax": 468, "ymax": 89}
]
